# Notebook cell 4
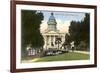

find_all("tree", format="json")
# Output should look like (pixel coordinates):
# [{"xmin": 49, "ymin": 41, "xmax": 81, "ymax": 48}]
[
  {"xmin": 81, "ymin": 13, "xmax": 90, "ymax": 45},
  {"xmin": 69, "ymin": 21, "xmax": 82, "ymax": 46},
  {"xmin": 64, "ymin": 33, "xmax": 71, "ymax": 45},
  {"xmin": 21, "ymin": 10, "xmax": 44, "ymax": 56},
  {"xmin": 65, "ymin": 13, "xmax": 90, "ymax": 50}
]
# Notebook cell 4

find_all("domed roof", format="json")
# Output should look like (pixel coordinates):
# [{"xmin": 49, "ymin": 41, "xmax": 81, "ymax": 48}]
[{"xmin": 47, "ymin": 13, "xmax": 57, "ymax": 25}]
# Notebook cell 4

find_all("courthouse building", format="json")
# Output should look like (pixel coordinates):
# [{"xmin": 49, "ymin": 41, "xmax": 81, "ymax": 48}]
[{"xmin": 42, "ymin": 13, "xmax": 66, "ymax": 50}]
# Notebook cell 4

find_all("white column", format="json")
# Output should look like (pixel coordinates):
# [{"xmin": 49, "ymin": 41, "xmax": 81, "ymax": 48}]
[
  {"xmin": 46, "ymin": 35, "xmax": 49, "ymax": 50},
  {"xmin": 53, "ymin": 35, "xmax": 55, "ymax": 47},
  {"xmin": 47, "ymin": 35, "xmax": 50, "ymax": 48},
  {"xmin": 44, "ymin": 35, "xmax": 47, "ymax": 50},
  {"xmin": 52, "ymin": 36, "xmax": 54, "ymax": 47},
  {"xmin": 49, "ymin": 35, "xmax": 51, "ymax": 47},
  {"xmin": 62, "ymin": 35, "xmax": 65, "ymax": 44},
  {"xmin": 44, "ymin": 35, "xmax": 48, "ymax": 50}
]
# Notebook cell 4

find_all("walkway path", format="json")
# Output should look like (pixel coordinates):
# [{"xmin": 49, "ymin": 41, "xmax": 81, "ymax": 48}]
[
  {"xmin": 74, "ymin": 50, "xmax": 89, "ymax": 54},
  {"xmin": 22, "ymin": 58, "xmax": 40, "ymax": 63}
]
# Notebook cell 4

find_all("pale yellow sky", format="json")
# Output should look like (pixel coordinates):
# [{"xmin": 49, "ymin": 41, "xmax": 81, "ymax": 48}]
[{"xmin": 40, "ymin": 19, "xmax": 70, "ymax": 33}]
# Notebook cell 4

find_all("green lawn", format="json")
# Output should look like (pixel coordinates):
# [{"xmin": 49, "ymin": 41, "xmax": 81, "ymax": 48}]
[{"xmin": 22, "ymin": 52, "xmax": 90, "ymax": 62}]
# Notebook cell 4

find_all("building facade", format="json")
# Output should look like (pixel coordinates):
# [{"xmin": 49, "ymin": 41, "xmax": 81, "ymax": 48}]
[{"xmin": 42, "ymin": 13, "xmax": 66, "ymax": 50}]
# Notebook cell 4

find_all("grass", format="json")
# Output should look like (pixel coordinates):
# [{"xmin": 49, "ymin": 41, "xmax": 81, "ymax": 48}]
[
  {"xmin": 22, "ymin": 52, "xmax": 90, "ymax": 62},
  {"xmin": 35, "ymin": 52, "xmax": 89, "ymax": 62}
]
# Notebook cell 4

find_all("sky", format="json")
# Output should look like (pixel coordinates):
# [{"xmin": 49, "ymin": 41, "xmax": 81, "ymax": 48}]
[{"xmin": 39, "ymin": 10, "xmax": 85, "ymax": 33}]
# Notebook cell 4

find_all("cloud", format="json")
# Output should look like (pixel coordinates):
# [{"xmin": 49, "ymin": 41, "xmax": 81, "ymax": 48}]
[
  {"xmin": 40, "ymin": 20, "xmax": 48, "ymax": 33},
  {"xmin": 57, "ymin": 19, "xmax": 70, "ymax": 33},
  {"xmin": 40, "ymin": 19, "xmax": 70, "ymax": 33}
]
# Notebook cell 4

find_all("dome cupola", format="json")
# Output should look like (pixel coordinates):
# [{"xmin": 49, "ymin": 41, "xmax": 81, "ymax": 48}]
[
  {"xmin": 47, "ymin": 13, "xmax": 57, "ymax": 25},
  {"xmin": 47, "ymin": 13, "xmax": 57, "ymax": 31}
]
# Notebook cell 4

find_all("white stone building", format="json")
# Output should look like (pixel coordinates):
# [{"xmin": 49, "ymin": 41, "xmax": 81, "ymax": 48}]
[{"xmin": 42, "ymin": 13, "xmax": 66, "ymax": 50}]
